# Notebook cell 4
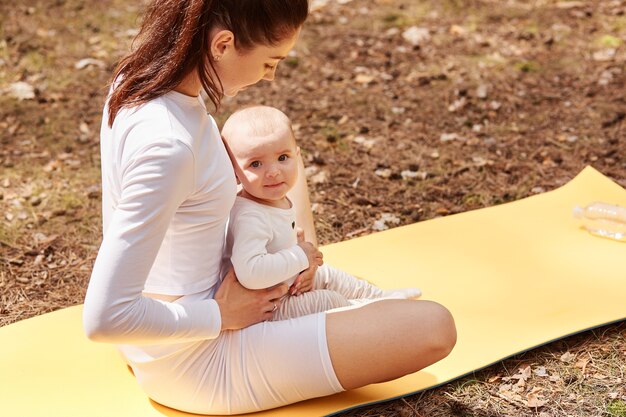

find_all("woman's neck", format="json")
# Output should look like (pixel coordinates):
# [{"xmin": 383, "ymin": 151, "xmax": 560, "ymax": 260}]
[{"xmin": 174, "ymin": 71, "xmax": 201, "ymax": 97}]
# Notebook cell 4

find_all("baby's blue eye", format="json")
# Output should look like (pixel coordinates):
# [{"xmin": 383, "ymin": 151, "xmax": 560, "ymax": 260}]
[
  {"xmin": 250, "ymin": 161, "xmax": 261, "ymax": 168},
  {"xmin": 278, "ymin": 154, "xmax": 288, "ymax": 162}
]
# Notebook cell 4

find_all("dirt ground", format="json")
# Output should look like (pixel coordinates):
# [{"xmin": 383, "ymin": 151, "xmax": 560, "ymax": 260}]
[{"xmin": 1, "ymin": 0, "xmax": 624, "ymax": 416}]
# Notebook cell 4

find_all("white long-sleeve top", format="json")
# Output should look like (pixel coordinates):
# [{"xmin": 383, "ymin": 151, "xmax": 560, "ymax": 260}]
[
  {"xmin": 82, "ymin": 90, "xmax": 237, "ymax": 345},
  {"xmin": 224, "ymin": 197, "xmax": 309, "ymax": 289}
]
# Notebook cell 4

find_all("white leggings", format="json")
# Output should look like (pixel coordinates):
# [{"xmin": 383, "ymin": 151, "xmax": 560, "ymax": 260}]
[
  {"xmin": 118, "ymin": 295, "xmax": 345, "ymax": 415},
  {"xmin": 274, "ymin": 264, "xmax": 386, "ymax": 320}
]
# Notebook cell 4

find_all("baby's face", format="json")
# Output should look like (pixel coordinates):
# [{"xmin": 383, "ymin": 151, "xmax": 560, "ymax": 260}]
[{"xmin": 229, "ymin": 127, "xmax": 299, "ymax": 204}]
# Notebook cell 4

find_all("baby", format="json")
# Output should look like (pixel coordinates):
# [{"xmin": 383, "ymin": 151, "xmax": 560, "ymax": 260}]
[{"xmin": 221, "ymin": 106, "xmax": 420, "ymax": 320}]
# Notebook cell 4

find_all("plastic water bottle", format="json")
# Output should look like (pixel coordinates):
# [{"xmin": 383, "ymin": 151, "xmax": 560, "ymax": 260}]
[{"xmin": 573, "ymin": 202, "xmax": 626, "ymax": 242}]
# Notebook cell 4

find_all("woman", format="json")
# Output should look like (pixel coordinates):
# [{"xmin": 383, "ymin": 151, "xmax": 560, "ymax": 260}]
[{"xmin": 83, "ymin": 0, "xmax": 457, "ymax": 414}]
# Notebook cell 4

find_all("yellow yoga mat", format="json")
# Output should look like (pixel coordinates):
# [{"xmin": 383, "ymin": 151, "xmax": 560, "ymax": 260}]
[{"xmin": 1, "ymin": 166, "xmax": 624, "ymax": 417}]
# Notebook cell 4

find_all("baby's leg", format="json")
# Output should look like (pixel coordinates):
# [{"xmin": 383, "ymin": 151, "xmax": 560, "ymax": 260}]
[
  {"xmin": 273, "ymin": 290, "xmax": 351, "ymax": 320},
  {"xmin": 315, "ymin": 264, "xmax": 421, "ymax": 300}
]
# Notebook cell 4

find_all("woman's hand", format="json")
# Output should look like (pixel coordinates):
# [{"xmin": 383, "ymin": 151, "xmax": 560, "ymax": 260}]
[{"xmin": 214, "ymin": 268, "xmax": 288, "ymax": 330}]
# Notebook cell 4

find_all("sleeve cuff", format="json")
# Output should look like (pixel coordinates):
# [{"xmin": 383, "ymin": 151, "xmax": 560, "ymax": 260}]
[
  {"xmin": 204, "ymin": 299, "xmax": 222, "ymax": 339},
  {"xmin": 177, "ymin": 298, "xmax": 222, "ymax": 340}
]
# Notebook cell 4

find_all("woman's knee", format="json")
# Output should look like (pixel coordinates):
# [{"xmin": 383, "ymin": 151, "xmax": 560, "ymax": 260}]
[{"xmin": 419, "ymin": 300, "xmax": 457, "ymax": 358}]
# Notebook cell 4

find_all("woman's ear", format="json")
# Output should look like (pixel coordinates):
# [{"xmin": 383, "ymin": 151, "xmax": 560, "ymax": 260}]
[{"xmin": 210, "ymin": 29, "xmax": 235, "ymax": 61}]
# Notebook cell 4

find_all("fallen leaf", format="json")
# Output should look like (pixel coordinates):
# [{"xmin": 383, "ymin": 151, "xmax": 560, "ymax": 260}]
[
  {"xmin": 519, "ymin": 365, "xmax": 532, "ymax": 380},
  {"xmin": 355, "ymin": 74, "xmax": 375, "ymax": 84},
  {"xmin": 385, "ymin": 27, "xmax": 400, "ymax": 38},
  {"xmin": 556, "ymin": 1, "xmax": 585, "ymax": 9},
  {"xmin": 122, "ymin": 29, "xmax": 139, "ymax": 38},
  {"xmin": 75, "ymin": 58, "xmax": 106, "ymax": 70},
  {"xmin": 402, "ymin": 26, "xmax": 430, "ymax": 46},
  {"xmin": 375, "ymin": 168, "xmax": 392, "ymax": 179},
  {"xmin": 598, "ymin": 70, "xmax": 614, "ymax": 86},
  {"xmin": 440, "ymin": 133, "xmax": 462, "ymax": 142},
  {"xmin": 43, "ymin": 160, "xmax": 61, "ymax": 173},
  {"xmin": 560, "ymin": 351, "xmax": 575, "ymax": 363},
  {"xmin": 498, "ymin": 383, "xmax": 524, "ymax": 403},
  {"xmin": 7, "ymin": 82, "xmax": 35, "ymax": 100},
  {"xmin": 34, "ymin": 254, "xmax": 45, "ymax": 266},
  {"xmin": 448, "ymin": 97, "xmax": 467, "ymax": 112},
  {"xmin": 310, "ymin": 170, "xmax": 328, "ymax": 184},
  {"xmin": 574, "ymin": 356, "xmax": 590, "ymax": 374},
  {"xmin": 472, "ymin": 156, "xmax": 489, "ymax": 167},
  {"xmin": 79, "ymin": 122, "xmax": 91, "ymax": 135},
  {"xmin": 34, "ymin": 234, "xmax": 59, "ymax": 248},
  {"xmin": 352, "ymin": 136, "xmax": 377, "ymax": 149},
  {"xmin": 401, "ymin": 170, "xmax": 427, "ymax": 180},
  {"xmin": 449, "ymin": 25, "xmax": 467, "ymax": 37},
  {"xmin": 304, "ymin": 166, "xmax": 319, "ymax": 178},
  {"xmin": 87, "ymin": 185, "xmax": 101, "ymax": 199},
  {"xmin": 527, "ymin": 391, "xmax": 548, "ymax": 408},
  {"xmin": 36, "ymin": 28, "xmax": 56, "ymax": 38},
  {"xmin": 499, "ymin": 383, "xmax": 513, "ymax": 392},
  {"xmin": 476, "ymin": 84, "xmax": 489, "ymax": 99},
  {"xmin": 372, "ymin": 213, "xmax": 401, "ymax": 231},
  {"xmin": 310, "ymin": 0, "xmax": 330, "ymax": 11},
  {"xmin": 489, "ymin": 100, "xmax": 502, "ymax": 110},
  {"xmin": 592, "ymin": 48, "xmax": 616, "ymax": 62},
  {"xmin": 503, "ymin": 365, "xmax": 532, "ymax": 383}
]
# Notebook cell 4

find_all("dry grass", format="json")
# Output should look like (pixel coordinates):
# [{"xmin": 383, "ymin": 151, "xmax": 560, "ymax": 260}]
[{"xmin": 1, "ymin": 0, "xmax": 624, "ymax": 416}]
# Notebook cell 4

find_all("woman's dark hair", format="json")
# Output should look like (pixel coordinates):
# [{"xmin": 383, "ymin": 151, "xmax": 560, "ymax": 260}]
[{"xmin": 107, "ymin": 0, "xmax": 308, "ymax": 127}]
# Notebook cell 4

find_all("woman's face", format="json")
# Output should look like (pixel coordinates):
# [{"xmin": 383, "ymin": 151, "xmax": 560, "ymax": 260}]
[{"xmin": 214, "ymin": 29, "xmax": 301, "ymax": 97}]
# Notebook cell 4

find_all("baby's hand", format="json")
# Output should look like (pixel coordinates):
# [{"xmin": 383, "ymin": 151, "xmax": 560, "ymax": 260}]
[
  {"xmin": 290, "ymin": 266, "xmax": 316, "ymax": 295},
  {"xmin": 297, "ymin": 241, "xmax": 323, "ymax": 268},
  {"xmin": 293, "ymin": 228, "xmax": 320, "ymax": 295},
  {"xmin": 296, "ymin": 227, "xmax": 305, "ymax": 243}
]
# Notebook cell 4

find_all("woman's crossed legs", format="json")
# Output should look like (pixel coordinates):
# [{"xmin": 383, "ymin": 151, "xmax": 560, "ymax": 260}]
[
  {"xmin": 133, "ymin": 298, "xmax": 455, "ymax": 415},
  {"xmin": 327, "ymin": 298, "xmax": 456, "ymax": 390}
]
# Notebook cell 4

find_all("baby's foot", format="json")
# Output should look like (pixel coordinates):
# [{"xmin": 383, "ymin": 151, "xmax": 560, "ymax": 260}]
[{"xmin": 382, "ymin": 288, "xmax": 422, "ymax": 299}]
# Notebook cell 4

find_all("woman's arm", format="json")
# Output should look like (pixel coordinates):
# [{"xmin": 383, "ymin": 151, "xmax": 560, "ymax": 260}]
[{"xmin": 83, "ymin": 139, "xmax": 222, "ymax": 344}]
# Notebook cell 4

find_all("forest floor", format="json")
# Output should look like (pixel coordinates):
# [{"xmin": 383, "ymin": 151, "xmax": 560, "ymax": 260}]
[{"xmin": 1, "ymin": 0, "xmax": 624, "ymax": 416}]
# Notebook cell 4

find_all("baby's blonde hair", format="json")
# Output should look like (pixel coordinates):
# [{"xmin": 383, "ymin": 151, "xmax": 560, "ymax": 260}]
[{"xmin": 222, "ymin": 106, "xmax": 293, "ymax": 147}]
